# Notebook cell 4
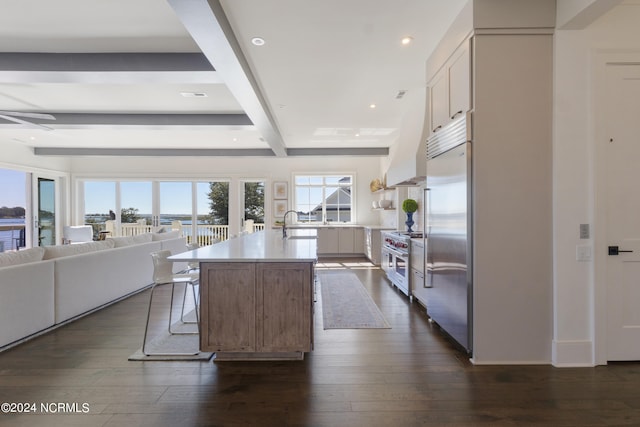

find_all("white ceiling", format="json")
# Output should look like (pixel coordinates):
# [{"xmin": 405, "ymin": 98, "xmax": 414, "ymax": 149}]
[{"xmin": 0, "ymin": 0, "xmax": 467, "ymax": 157}]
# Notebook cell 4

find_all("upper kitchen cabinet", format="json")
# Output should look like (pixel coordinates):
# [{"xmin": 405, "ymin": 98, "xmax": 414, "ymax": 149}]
[
  {"xmin": 428, "ymin": 68, "xmax": 449, "ymax": 134},
  {"xmin": 448, "ymin": 40, "xmax": 471, "ymax": 123},
  {"xmin": 428, "ymin": 38, "xmax": 471, "ymax": 134}
]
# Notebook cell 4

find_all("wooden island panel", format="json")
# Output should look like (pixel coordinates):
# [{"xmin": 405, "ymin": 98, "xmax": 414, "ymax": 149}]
[
  {"xmin": 200, "ymin": 262, "xmax": 256, "ymax": 352},
  {"xmin": 256, "ymin": 263, "xmax": 313, "ymax": 353}
]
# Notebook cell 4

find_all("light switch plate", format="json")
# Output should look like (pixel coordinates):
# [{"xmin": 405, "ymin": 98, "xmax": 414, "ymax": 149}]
[
  {"xmin": 576, "ymin": 245, "xmax": 592, "ymax": 261},
  {"xmin": 579, "ymin": 224, "xmax": 590, "ymax": 239}
]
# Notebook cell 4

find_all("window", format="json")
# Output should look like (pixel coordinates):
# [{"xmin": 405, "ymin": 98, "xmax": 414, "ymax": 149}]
[
  {"xmin": 294, "ymin": 175, "xmax": 353, "ymax": 224},
  {"xmin": 243, "ymin": 181, "xmax": 265, "ymax": 232},
  {"xmin": 0, "ymin": 169, "xmax": 27, "ymax": 251}
]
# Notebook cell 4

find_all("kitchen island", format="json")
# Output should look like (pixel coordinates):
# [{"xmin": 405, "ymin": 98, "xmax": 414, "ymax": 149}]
[{"xmin": 170, "ymin": 229, "xmax": 317, "ymax": 361}]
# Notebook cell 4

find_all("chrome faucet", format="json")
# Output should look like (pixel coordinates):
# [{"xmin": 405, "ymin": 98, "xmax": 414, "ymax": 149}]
[{"xmin": 282, "ymin": 210, "xmax": 298, "ymax": 238}]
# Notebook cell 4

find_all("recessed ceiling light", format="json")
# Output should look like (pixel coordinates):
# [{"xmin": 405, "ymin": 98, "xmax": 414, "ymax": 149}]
[
  {"xmin": 251, "ymin": 37, "xmax": 265, "ymax": 46},
  {"xmin": 180, "ymin": 92, "xmax": 207, "ymax": 98},
  {"xmin": 401, "ymin": 36, "xmax": 413, "ymax": 45},
  {"xmin": 369, "ymin": 104, "xmax": 377, "ymax": 109}
]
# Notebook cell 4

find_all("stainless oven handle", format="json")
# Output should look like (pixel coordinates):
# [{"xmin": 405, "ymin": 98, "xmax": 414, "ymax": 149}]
[{"xmin": 383, "ymin": 246, "xmax": 408, "ymax": 258}]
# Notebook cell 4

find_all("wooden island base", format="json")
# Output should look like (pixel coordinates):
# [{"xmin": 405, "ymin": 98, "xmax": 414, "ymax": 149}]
[
  {"xmin": 200, "ymin": 261, "xmax": 314, "ymax": 361},
  {"xmin": 169, "ymin": 229, "xmax": 318, "ymax": 361},
  {"xmin": 213, "ymin": 351, "xmax": 305, "ymax": 362}
]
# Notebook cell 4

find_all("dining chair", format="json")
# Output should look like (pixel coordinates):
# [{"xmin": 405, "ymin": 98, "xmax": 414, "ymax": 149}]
[{"xmin": 141, "ymin": 250, "xmax": 200, "ymax": 356}]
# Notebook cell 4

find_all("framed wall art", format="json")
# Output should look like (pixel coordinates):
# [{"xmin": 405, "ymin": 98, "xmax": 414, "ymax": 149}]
[
  {"xmin": 273, "ymin": 181, "xmax": 288, "ymax": 199},
  {"xmin": 273, "ymin": 199, "xmax": 288, "ymax": 218}
]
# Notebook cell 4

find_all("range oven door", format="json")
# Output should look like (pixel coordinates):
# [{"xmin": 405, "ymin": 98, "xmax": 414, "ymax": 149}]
[
  {"xmin": 381, "ymin": 246, "xmax": 393, "ymax": 276},
  {"xmin": 382, "ymin": 245, "xmax": 409, "ymax": 293}
]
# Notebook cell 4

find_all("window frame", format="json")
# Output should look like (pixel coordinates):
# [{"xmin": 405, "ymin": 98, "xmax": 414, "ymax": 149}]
[{"xmin": 292, "ymin": 173, "xmax": 355, "ymax": 224}]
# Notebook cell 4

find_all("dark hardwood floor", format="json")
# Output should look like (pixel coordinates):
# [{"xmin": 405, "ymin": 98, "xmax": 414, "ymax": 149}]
[{"xmin": 1, "ymin": 258, "xmax": 640, "ymax": 426}]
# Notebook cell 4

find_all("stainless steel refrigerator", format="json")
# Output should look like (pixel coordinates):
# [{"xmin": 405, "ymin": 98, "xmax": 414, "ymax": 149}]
[{"xmin": 425, "ymin": 113, "xmax": 472, "ymax": 354}]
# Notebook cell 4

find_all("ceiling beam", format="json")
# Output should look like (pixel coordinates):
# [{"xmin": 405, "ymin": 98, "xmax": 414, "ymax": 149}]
[
  {"xmin": 0, "ymin": 113, "xmax": 252, "ymax": 128},
  {"xmin": 0, "ymin": 52, "xmax": 214, "ymax": 72},
  {"xmin": 0, "ymin": 52, "xmax": 221, "ymax": 84},
  {"xmin": 168, "ymin": 0, "xmax": 288, "ymax": 157},
  {"xmin": 286, "ymin": 148, "xmax": 390, "ymax": 156},
  {"xmin": 33, "ymin": 147, "xmax": 276, "ymax": 156}
]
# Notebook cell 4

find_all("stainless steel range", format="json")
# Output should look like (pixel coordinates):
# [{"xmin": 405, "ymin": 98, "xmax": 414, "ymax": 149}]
[{"xmin": 381, "ymin": 231, "xmax": 422, "ymax": 298}]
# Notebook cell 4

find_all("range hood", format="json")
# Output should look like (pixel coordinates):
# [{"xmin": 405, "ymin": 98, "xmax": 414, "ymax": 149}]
[{"xmin": 385, "ymin": 88, "xmax": 428, "ymax": 187}]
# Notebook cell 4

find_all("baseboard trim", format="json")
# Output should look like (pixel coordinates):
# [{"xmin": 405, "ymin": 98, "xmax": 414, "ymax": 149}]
[{"xmin": 552, "ymin": 339, "xmax": 595, "ymax": 367}]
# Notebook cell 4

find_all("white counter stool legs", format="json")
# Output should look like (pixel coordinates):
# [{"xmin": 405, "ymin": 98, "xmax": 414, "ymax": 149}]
[
  {"xmin": 142, "ymin": 250, "xmax": 200, "ymax": 356},
  {"xmin": 180, "ymin": 242, "xmax": 201, "ymax": 324}
]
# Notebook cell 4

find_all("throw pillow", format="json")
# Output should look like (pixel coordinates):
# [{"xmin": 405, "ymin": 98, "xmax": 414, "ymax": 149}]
[
  {"xmin": 152, "ymin": 230, "xmax": 181, "ymax": 241},
  {"xmin": 0, "ymin": 246, "xmax": 46, "ymax": 267},
  {"xmin": 131, "ymin": 233, "xmax": 153, "ymax": 244}
]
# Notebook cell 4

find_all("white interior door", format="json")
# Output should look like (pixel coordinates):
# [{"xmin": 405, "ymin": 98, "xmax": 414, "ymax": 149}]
[{"xmin": 605, "ymin": 64, "xmax": 640, "ymax": 361}]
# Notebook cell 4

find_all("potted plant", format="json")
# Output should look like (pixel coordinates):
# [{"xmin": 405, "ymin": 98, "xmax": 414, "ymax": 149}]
[{"xmin": 402, "ymin": 198, "xmax": 418, "ymax": 232}]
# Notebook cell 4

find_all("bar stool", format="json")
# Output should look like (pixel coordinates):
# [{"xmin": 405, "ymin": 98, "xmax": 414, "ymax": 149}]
[{"xmin": 141, "ymin": 250, "xmax": 200, "ymax": 356}]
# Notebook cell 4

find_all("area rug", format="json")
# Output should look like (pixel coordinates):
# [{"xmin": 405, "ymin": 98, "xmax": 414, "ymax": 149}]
[
  {"xmin": 128, "ymin": 311, "xmax": 214, "ymax": 361},
  {"xmin": 319, "ymin": 273, "xmax": 391, "ymax": 329}
]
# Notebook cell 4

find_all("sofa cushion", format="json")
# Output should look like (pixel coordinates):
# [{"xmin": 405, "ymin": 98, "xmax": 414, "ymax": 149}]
[
  {"xmin": 152, "ymin": 230, "xmax": 181, "ymax": 241},
  {"xmin": 0, "ymin": 246, "xmax": 46, "ymax": 267},
  {"xmin": 108, "ymin": 236, "xmax": 135, "ymax": 247},
  {"xmin": 43, "ymin": 240, "xmax": 115, "ymax": 260},
  {"xmin": 132, "ymin": 233, "xmax": 153, "ymax": 244}
]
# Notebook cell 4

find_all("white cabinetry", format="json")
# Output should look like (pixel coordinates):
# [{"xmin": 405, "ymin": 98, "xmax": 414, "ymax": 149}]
[
  {"xmin": 317, "ymin": 227, "xmax": 365, "ymax": 255},
  {"xmin": 317, "ymin": 228, "xmax": 339, "ymax": 254},
  {"xmin": 428, "ymin": 38, "xmax": 471, "ymax": 134},
  {"xmin": 354, "ymin": 228, "xmax": 364, "ymax": 254},
  {"xmin": 365, "ymin": 227, "xmax": 392, "ymax": 265},
  {"xmin": 338, "ymin": 228, "xmax": 355, "ymax": 253},
  {"xmin": 410, "ymin": 239, "xmax": 425, "ymax": 291}
]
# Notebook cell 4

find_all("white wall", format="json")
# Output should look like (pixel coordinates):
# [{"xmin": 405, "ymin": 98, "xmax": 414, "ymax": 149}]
[
  {"xmin": 553, "ymin": 2, "xmax": 640, "ymax": 366},
  {"xmin": 1, "ymin": 140, "xmax": 70, "ymax": 174}
]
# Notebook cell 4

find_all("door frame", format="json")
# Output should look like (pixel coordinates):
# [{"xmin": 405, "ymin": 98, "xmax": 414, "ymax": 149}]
[{"xmin": 592, "ymin": 51, "xmax": 640, "ymax": 365}]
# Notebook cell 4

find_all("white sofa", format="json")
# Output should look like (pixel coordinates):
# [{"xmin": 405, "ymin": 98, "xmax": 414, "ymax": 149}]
[
  {"xmin": 0, "ymin": 258, "xmax": 55, "ymax": 349},
  {"xmin": 0, "ymin": 232, "xmax": 190, "ymax": 349}
]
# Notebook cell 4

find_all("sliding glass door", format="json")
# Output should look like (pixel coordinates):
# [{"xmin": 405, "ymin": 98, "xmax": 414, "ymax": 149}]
[{"xmin": 37, "ymin": 178, "xmax": 56, "ymax": 246}]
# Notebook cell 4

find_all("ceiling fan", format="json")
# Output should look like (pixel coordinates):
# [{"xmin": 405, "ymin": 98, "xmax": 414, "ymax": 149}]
[{"xmin": 0, "ymin": 110, "xmax": 56, "ymax": 131}]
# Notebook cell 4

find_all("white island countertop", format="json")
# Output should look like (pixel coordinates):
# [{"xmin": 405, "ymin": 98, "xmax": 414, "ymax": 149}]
[{"xmin": 169, "ymin": 229, "xmax": 317, "ymax": 263}]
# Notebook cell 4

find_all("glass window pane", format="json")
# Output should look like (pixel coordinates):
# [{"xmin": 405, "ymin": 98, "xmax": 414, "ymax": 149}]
[
  {"xmin": 159, "ymin": 181, "xmax": 192, "ymax": 227},
  {"xmin": 206, "ymin": 182, "xmax": 229, "ymax": 225},
  {"xmin": 195, "ymin": 181, "xmax": 228, "ymax": 244},
  {"xmin": 84, "ymin": 181, "xmax": 116, "ymax": 239},
  {"xmin": 0, "ymin": 169, "xmax": 27, "ymax": 250},
  {"xmin": 325, "ymin": 176, "xmax": 341, "ymax": 185},
  {"xmin": 120, "ymin": 182, "xmax": 152, "ymax": 226},
  {"xmin": 244, "ymin": 181, "xmax": 265, "ymax": 225}
]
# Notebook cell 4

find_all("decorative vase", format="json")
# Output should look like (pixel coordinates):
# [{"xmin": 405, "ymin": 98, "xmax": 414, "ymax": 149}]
[{"xmin": 405, "ymin": 212, "xmax": 415, "ymax": 232}]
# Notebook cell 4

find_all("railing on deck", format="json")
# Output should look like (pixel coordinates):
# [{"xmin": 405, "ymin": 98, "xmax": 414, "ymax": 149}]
[
  {"xmin": 0, "ymin": 224, "xmax": 25, "ymax": 252},
  {"xmin": 120, "ymin": 224, "xmax": 154, "ymax": 236},
  {"xmin": 97, "ymin": 221, "xmax": 265, "ymax": 246},
  {"xmin": 1, "ymin": 222, "xmax": 265, "ymax": 252}
]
